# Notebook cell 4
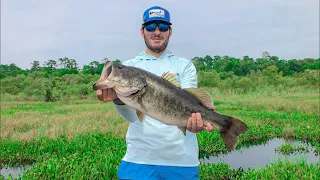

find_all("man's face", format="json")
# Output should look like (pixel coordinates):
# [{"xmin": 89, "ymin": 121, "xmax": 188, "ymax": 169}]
[{"xmin": 140, "ymin": 21, "xmax": 172, "ymax": 53}]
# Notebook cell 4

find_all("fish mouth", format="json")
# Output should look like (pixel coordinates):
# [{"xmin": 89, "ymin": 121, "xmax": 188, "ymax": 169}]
[
  {"xmin": 117, "ymin": 85, "xmax": 146, "ymax": 99},
  {"xmin": 128, "ymin": 89, "xmax": 140, "ymax": 97}
]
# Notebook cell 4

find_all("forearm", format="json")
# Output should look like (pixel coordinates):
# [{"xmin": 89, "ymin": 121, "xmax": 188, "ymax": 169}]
[
  {"xmin": 113, "ymin": 99, "xmax": 138, "ymax": 123},
  {"xmin": 113, "ymin": 98, "xmax": 125, "ymax": 105}
]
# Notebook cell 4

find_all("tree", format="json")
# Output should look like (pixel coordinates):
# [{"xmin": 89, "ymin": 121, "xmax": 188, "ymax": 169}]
[
  {"xmin": 270, "ymin": 56, "xmax": 279, "ymax": 63},
  {"xmin": 31, "ymin": 61, "xmax": 40, "ymax": 71},
  {"xmin": 0, "ymin": 64, "xmax": 26, "ymax": 78},
  {"xmin": 82, "ymin": 61, "xmax": 101, "ymax": 74},
  {"xmin": 262, "ymin": 65, "xmax": 283, "ymax": 85},
  {"xmin": 59, "ymin": 57, "xmax": 67, "ymax": 68},
  {"xmin": 57, "ymin": 57, "xmax": 79, "ymax": 75},
  {"xmin": 288, "ymin": 59, "xmax": 302, "ymax": 73},
  {"xmin": 256, "ymin": 58, "xmax": 271, "ymax": 72},
  {"xmin": 41, "ymin": 77, "xmax": 55, "ymax": 102},
  {"xmin": 66, "ymin": 58, "xmax": 78, "ymax": 70},
  {"xmin": 240, "ymin": 56, "xmax": 255, "ymax": 76},
  {"xmin": 262, "ymin": 51, "xmax": 270, "ymax": 59},
  {"xmin": 44, "ymin": 60, "xmax": 58, "ymax": 69}
]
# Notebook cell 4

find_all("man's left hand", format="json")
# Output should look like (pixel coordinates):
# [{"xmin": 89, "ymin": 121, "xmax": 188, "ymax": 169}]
[{"xmin": 187, "ymin": 106, "xmax": 216, "ymax": 133}]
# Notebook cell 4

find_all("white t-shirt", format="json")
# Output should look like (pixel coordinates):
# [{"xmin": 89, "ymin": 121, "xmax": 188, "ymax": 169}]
[{"xmin": 114, "ymin": 50, "xmax": 200, "ymax": 167}]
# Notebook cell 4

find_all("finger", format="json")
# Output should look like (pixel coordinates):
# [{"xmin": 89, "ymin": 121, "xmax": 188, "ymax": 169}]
[
  {"xmin": 107, "ymin": 89, "xmax": 114, "ymax": 101},
  {"xmin": 196, "ymin": 113, "xmax": 203, "ymax": 131},
  {"xmin": 102, "ymin": 89, "xmax": 110, "ymax": 102},
  {"xmin": 97, "ymin": 90, "xmax": 103, "ymax": 101},
  {"xmin": 187, "ymin": 116, "xmax": 192, "ymax": 131},
  {"xmin": 192, "ymin": 113, "xmax": 197, "ymax": 133},
  {"xmin": 112, "ymin": 89, "xmax": 118, "ymax": 100},
  {"xmin": 107, "ymin": 89, "xmax": 116, "ymax": 101}
]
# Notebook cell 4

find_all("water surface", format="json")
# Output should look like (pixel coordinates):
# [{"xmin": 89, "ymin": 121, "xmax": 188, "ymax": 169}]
[
  {"xmin": 200, "ymin": 138, "xmax": 319, "ymax": 170},
  {"xmin": 0, "ymin": 164, "xmax": 34, "ymax": 179}
]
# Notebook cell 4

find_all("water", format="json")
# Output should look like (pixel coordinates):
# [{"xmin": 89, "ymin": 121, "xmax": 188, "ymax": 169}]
[
  {"xmin": 200, "ymin": 138, "xmax": 319, "ymax": 170},
  {"xmin": 0, "ymin": 164, "xmax": 34, "ymax": 179}
]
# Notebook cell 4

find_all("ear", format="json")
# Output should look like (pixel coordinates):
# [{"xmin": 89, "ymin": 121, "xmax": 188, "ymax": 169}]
[
  {"xmin": 169, "ymin": 28, "xmax": 172, "ymax": 38},
  {"xmin": 140, "ymin": 27, "xmax": 144, "ymax": 37}
]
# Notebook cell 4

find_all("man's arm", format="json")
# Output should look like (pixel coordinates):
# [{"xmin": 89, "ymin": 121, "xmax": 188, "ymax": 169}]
[
  {"xmin": 96, "ymin": 60, "xmax": 139, "ymax": 123},
  {"xmin": 96, "ymin": 88, "xmax": 139, "ymax": 123},
  {"xmin": 180, "ymin": 60, "xmax": 215, "ymax": 133}
]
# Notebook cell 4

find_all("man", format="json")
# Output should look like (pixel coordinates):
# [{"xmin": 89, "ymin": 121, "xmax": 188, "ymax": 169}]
[{"xmin": 96, "ymin": 6, "xmax": 216, "ymax": 180}]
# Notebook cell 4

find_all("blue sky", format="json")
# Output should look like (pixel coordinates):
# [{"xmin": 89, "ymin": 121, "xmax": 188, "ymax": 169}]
[{"xmin": 1, "ymin": 0, "xmax": 319, "ymax": 69}]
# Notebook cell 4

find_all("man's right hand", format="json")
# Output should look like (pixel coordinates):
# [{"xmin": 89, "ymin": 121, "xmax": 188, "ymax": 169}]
[{"xmin": 96, "ymin": 88, "xmax": 124, "ymax": 105}]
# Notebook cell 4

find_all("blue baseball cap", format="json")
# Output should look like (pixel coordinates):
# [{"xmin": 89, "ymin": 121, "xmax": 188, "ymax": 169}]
[{"xmin": 142, "ymin": 6, "xmax": 172, "ymax": 25}]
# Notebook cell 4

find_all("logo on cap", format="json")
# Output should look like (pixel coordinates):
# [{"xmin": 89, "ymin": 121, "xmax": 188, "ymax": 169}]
[{"xmin": 149, "ymin": 9, "xmax": 165, "ymax": 18}]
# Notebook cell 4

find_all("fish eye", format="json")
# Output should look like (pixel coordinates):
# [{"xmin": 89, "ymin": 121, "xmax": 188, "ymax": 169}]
[{"xmin": 118, "ymin": 64, "xmax": 124, "ymax": 69}]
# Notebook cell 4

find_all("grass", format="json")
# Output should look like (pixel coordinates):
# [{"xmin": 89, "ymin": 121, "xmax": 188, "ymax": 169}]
[
  {"xmin": 1, "ymin": 100, "xmax": 128, "ymax": 141},
  {"xmin": 0, "ymin": 87, "xmax": 319, "ymax": 179}
]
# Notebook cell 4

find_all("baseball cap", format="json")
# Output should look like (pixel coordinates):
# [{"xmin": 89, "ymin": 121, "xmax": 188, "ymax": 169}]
[{"xmin": 142, "ymin": 6, "xmax": 172, "ymax": 25}]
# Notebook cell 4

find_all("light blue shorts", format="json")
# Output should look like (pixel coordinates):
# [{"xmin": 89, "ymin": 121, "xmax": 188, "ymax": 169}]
[{"xmin": 117, "ymin": 160, "xmax": 199, "ymax": 180}]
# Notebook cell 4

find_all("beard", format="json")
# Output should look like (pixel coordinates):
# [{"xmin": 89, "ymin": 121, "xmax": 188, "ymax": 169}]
[{"xmin": 144, "ymin": 34, "xmax": 169, "ymax": 53}]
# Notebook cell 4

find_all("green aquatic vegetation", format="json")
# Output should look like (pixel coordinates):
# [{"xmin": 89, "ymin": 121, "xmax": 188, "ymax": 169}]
[
  {"xmin": 1, "ymin": 132, "xmax": 127, "ymax": 179},
  {"xmin": 240, "ymin": 161, "xmax": 320, "ymax": 180},
  {"xmin": 2, "ymin": 133, "xmax": 318, "ymax": 180},
  {"xmin": 199, "ymin": 161, "xmax": 245, "ymax": 180},
  {"xmin": 275, "ymin": 144, "xmax": 311, "ymax": 155},
  {"xmin": 199, "ymin": 159, "xmax": 320, "ymax": 180}
]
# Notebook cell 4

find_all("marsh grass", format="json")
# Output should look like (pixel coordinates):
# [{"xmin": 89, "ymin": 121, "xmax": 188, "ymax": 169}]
[
  {"xmin": 1, "ymin": 100, "xmax": 129, "ymax": 141},
  {"xmin": 205, "ymin": 87, "xmax": 320, "ymax": 115},
  {"xmin": 1, "ymin": 87, "xmax": 319, "ymax": 179}
]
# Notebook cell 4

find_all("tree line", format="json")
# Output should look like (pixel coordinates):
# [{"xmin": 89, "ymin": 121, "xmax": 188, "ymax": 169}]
[
  {"xmin": 0, "ymin": 57, "xmax": 122, "ymax": 78},
  {"xmin": 0, "ymin": 52, "xmax": 319, "ymax": 102},
  {"xmin": 192, "ymin": 52, "xmax": 319, "ymax": 76},
  {"xmin": 1, "ymin": 52, "xmax": 319, "ymax": 79}
]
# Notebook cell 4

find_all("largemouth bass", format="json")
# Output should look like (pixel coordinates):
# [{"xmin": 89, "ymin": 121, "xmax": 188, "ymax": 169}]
[{"xmin": 93, "ymin": 61, "xmax": 248, "ymax": 150}]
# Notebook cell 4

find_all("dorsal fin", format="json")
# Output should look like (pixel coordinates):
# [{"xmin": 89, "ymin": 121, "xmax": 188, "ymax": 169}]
[
  {"xmin": 161, "ymin": 72, "xmax": 180, "ymax": 88},
  {"xmin": 184, "ymin": 88, "xmax": 213, "ymax": 109}
]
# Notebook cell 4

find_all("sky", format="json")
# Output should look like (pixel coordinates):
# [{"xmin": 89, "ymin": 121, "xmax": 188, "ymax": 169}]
[{"xmin": 1, "ymin": 0, "xmax": 319, "ymax": 69}]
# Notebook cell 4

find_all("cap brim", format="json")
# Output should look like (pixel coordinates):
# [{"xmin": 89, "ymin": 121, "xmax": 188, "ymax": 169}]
[{"xmin": 143, "ymin": 18, "xmax": 172, "ymax": 25}]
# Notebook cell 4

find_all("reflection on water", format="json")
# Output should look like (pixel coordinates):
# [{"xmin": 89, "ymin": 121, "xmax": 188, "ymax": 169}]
[
  {"xmin": 200, "ymin": 138, "xmax": 319, "ymax": 170},
  {"xmin": 0, "ymin": 164, "xmax": 34, "ymax": 179}
]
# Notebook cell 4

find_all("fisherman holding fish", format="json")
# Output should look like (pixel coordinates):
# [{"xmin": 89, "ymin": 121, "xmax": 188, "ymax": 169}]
[{"xmin": 94, "ymin": 6, "xmax": 247, "ymax": 180}]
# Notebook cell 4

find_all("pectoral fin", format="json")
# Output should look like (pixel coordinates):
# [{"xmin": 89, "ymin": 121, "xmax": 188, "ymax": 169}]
[
  {"xmin": 178, "ymin": 126, "xmax": 187, "ymax": 136},
  {"xmin": 161, "ymin": 72, "xmax": 181, "ymax": 88},
  {"xmin": 136, "ymin": 111, "xmax": 146, "ymax": 123},
  {"xmin": 183, "ymin": 88, "xmax": 213, "ymax": 109}
]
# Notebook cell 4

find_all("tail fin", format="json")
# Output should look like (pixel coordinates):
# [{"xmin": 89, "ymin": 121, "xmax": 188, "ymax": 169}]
[{"xmin": 220, "ymin": 117, "xmax": 248, "ymax": 150}]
